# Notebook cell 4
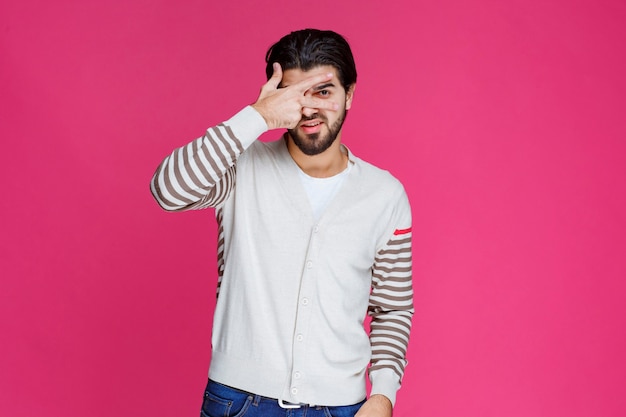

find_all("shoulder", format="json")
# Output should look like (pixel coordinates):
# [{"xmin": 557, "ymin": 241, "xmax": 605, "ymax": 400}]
[
  {"xmin": 349, "ymin": 152, "xmax": 412, "ymax": 227},
  {"xmin": 351, "ymin": 153, "xmax": 407, "ymax": 197},
  {"xmin": 236, "ymin": 137, "xmax": 289, "ymax": 173},
  {"xmin": 244, "ymin": 137, "xmax": 284, "ymax": 158}
]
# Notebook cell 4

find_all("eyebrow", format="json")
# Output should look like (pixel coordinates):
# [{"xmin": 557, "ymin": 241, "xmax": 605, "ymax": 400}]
[
  {"xmin": 313, "ymin": 83, "xmax": 335, "ymax": 91},
  {"xmin": 278, "ymin": 82, "xmax": 336, "ymax": 90}
]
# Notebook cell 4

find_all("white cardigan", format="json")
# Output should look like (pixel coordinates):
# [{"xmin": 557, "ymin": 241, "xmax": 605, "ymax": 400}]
[{"xmin": 151, "ymin": 107, "xmax": 413, "ymax": 406}]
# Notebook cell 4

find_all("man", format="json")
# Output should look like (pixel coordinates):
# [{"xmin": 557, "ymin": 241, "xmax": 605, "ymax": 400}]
[{"xmin": 151, "ymin": 29, "xmax": 413, "ymax": 417}]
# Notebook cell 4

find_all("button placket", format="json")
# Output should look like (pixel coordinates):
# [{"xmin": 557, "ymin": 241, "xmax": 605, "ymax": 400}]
[{"xmin": 288, "ymin": 223, "xmax": 321, "ymax": 401}]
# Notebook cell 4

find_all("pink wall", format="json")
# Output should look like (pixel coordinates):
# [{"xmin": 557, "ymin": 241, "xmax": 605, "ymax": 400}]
[{"xmin": 2, "ymin": 0, "xmax": 625, "ymax": 416}]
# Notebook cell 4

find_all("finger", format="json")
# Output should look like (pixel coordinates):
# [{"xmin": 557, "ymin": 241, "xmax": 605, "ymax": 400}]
[
  {"xmin": 293, "ymin": 71, "xmax": 334, "ymax": 92},
  {"xmin": 265, "ymin": 62, "xmax": 283, "ymax": 90},
  {"xmin": 301, "ymin": 96, "xmax": 340, "ymax": 111}
]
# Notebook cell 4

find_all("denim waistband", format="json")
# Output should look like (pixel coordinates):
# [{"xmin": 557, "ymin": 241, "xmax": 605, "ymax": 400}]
[
  {"xmin": 209, "ymin": 380, "xmax": 319, "ymax": 408},
  {"xmin": 205, "ymin": 379, "xmax": 366, "ymax": 410}
]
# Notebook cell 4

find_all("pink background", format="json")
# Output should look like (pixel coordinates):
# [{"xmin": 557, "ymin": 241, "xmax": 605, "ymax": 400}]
[{"xmin": 2, "ymin": 0, "xmax": 625, "ymax": 416}]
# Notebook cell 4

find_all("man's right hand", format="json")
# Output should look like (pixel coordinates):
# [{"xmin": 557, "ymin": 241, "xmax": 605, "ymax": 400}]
[{"xmin": 251, "ymin": 62, "xmax": 339, "ymax": 130}]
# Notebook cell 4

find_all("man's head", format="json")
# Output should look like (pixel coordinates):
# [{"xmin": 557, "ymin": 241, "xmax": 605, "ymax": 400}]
[
  {"xmin": 265, "ymin": 29, "xmax": 357, "ymax": 93},
  {"xmin": 265, "ymin": 29, "xmax": 357, "ymax": 157}
]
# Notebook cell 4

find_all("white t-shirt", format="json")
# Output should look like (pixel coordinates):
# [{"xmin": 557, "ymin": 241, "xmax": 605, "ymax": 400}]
[{"xmin": 298, "ymin": 162, "xmax": 353, "ymax": 220}]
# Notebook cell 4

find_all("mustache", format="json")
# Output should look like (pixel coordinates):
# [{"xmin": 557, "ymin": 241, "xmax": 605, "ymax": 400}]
[{"xmin": 301, "ymin": 114, "xmax": 325, "ymax": 122}]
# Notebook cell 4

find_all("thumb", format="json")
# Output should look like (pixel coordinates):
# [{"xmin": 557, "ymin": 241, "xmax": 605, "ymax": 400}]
[{"xmin": 266, "ymin": 62, "xmax": 283, "ymax": 89}]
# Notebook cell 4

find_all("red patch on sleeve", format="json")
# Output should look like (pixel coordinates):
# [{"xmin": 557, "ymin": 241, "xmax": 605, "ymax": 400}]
[{"xmin": 393, "ymin": 227, "xmax": 412, "ymax": 235}]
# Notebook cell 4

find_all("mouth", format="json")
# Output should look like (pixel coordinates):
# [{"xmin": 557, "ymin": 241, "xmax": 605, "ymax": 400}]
[{"xmin": 300, "ymin": 120, "xmax": 323, "ymax": 134}]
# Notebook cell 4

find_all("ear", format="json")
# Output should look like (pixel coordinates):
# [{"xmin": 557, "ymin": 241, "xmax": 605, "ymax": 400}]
[{"xmin": 345, "ymin": 84, "xmax": 356, "ymax": 110}]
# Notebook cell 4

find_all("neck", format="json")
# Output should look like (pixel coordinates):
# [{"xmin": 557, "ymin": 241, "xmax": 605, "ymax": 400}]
[{"xmin": 285, "ymin": 134, "xmax": 348, "ymax": 178}]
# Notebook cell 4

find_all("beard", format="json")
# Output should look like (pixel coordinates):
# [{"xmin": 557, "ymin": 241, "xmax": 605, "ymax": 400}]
[{"xmin": 287, "ymin": 109, "xmax": 347, "ymax": 156}]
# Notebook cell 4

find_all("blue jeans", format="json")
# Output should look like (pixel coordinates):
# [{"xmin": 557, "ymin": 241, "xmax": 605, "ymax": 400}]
[{"xmin": 200, "ymin": 380, "xmax": 366, "ymax": 417}]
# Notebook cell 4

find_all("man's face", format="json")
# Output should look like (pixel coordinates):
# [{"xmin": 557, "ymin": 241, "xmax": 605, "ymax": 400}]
[{"xmin": 281, "ymin": 65, "xmax": 355, "ymax": 156}]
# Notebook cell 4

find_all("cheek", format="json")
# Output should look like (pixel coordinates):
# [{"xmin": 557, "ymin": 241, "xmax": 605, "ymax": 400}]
[
  {"xmin": 328, "ymin": 97, "xmax": 349, "ymax": 114},
  {"xmin": 321, "ymin": 110, "xmax": 338, "ymax": 125}
]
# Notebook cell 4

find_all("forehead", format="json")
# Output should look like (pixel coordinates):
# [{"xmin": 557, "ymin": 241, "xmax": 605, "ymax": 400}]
[{"xmin": 281, "ymin": 65, "xmax": 340, "ymax": 86}]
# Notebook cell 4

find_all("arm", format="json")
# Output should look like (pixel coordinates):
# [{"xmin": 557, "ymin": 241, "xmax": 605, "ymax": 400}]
[
  {"xmin": 360, "ymin": 194, "xmax": 413, "ymax": 416},
  {"xmin": 150, "ymin": 108, "xmax": 266, "ymax": 211},
  {"xmin": 150, "ymin": 63, "xmax": 339, "ymax": 211}
]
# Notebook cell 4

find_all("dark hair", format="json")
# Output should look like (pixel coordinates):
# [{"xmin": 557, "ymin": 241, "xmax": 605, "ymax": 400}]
[{"xmin": 265, "ymin": 29, "xmax": 357, "ymax": 92}]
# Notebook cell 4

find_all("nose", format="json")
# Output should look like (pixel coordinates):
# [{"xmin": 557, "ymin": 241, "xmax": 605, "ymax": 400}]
[
  {"xmin": 302, "ymin": 89, "xmax": 319, "ymax": 117},
  {"xmin": 302, "ymin": 106, "xmax": 317, "ymax": 117}
]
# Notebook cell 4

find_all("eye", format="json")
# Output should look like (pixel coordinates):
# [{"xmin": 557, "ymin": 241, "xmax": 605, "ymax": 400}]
[{"xmin": 317, "ymin": 89, "xmax": 330, "ymax": 97}]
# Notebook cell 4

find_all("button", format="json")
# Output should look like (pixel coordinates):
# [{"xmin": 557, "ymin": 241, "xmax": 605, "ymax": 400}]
[
  {"xmin": 314, "ymin": 225, "xmax": 320, "ymax": 233},
  {"xmin": 294, "ymin": 371, "xmax": 301, "ymax": 379},
  {"xmin": 301, "ymin": 298, "xmax": 309, "ymax": 306},
  {"xmin": 296, "ymin": 334, "xmax": 304, "ymax": 342},
  {"xmin": 306, "ymin": 260, "xmax": 313, "ymax": 269},
  {"xmin": 291, "ymin": 387, "xmax": 298, "ymax": 395}
]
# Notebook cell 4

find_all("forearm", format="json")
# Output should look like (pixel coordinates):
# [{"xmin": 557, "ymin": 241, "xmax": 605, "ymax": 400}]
[
  {"xmin": 368, "ymin": 307, "xmax": 413, "ymax": 405},
  {"xmin": 150, "ymin": 106, "xmax": 267, "ymax": 211}
]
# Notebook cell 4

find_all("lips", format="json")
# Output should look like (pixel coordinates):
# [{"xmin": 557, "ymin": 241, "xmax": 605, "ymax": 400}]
[{"xmin": 300, "ymin": 120, "xmax": 323, "ymax": 134}]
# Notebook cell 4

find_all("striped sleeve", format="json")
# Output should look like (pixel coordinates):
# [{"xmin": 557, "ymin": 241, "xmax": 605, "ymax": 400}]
[
  {"xmin": 215, "ymin": 206, "xmax": 225, "ymax": 297},
  {"xmin": 150, "ymin": 106, "xmax": 267, "ymax": 211},
  {"xmin": 368, "ymin": 221, "xmax": 413, "ymax": 406}
]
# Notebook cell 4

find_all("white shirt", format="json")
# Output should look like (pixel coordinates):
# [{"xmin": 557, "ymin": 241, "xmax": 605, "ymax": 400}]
[{"xmin": 298, "ymin": 161, "xmax": 352, "ymax": 220}]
